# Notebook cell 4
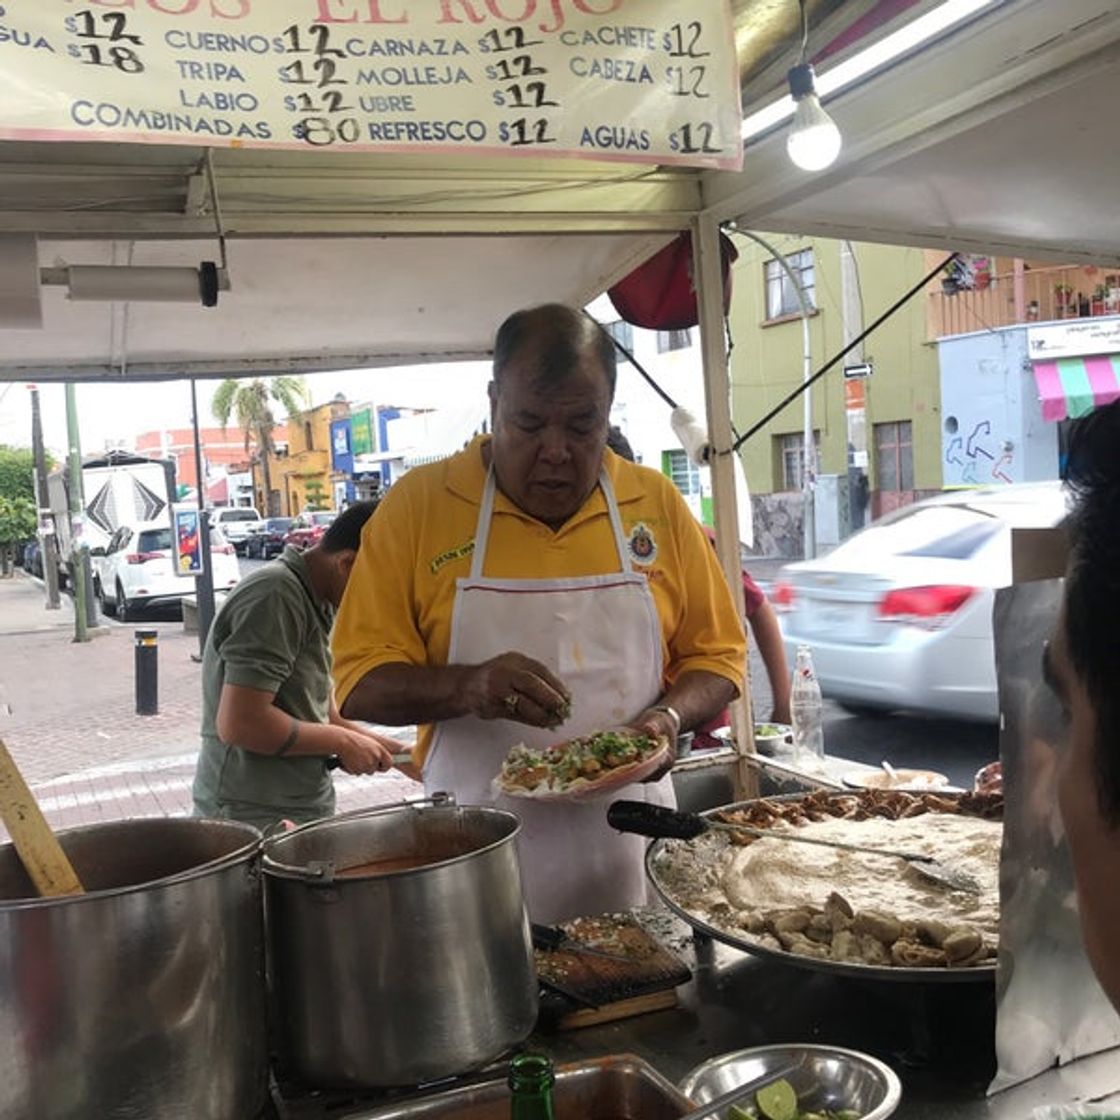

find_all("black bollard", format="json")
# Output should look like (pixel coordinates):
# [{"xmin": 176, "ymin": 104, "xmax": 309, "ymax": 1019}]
[{"xmin": 135, "ymin": 629, "xmax": 158, "ymax": 716}]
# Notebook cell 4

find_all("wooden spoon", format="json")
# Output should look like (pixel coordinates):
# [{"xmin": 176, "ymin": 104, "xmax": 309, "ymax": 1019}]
[{"xmin": 0, "ymin": 736, "xmax": 84, "ymax": 896}]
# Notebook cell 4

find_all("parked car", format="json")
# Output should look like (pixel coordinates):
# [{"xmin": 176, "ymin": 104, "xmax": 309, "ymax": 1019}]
[
  {"xmin": 283, "ymin": 511, "xmax": 336, "ymax": 552},
  {"xmin": 94, "ymin": 520, "xmax": 241, "ymax": 620},
  {"xmin": 210, "ymin": 507, "xmax": 264, "ymax": 555},
  {"xmin": 244, "ymin": 517, "xmax": 293, "ymax": 560},
  {"xmin": 773, "ymin": 482, "xmax": 1068, "ymax": 722}
]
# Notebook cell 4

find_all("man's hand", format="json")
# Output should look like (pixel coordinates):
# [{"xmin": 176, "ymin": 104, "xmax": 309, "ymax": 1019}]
[
  {"xmin": 330, "ymin": 726, "xmax": 395, "ymax": 775},
  {"xmin": 464, "ymin": 651, "xmax": 570, "ymax": 729}
]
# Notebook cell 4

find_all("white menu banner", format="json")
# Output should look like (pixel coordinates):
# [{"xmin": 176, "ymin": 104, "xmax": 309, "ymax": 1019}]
[{"xmin": 0, "ymin": 0, "xmax": 743, "ymax": 169}]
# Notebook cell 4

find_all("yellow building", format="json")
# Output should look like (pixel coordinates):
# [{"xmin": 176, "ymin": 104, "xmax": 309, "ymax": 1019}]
[
  {"xmin": 728, "ymin": 236, "xmax": 942, "ymax": 552},
  {"xmin": 255, "ymin": 399, "xmax": 347, "ymax": 516}
]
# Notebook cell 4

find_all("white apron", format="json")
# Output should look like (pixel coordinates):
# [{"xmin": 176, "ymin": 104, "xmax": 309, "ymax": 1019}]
[{"xmin": 424, "ymin": 468, "xmax": 676, "ymax": 923}]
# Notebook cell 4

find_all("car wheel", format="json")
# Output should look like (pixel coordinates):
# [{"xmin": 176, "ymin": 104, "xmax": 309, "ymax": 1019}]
[
  {"xmin": 96, "ymin": 579, "xmax": 115, "ymax": 619},
  {"xmin": 117, "ymin": 582, "xmax": 133, "ymax": 622}
]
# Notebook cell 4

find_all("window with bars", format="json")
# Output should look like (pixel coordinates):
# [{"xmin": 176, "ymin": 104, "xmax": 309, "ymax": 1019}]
[
  {"xmin": 664, "ymin": 449, "xmax": 701, "ymax": 497},
  {"xmin": 775, "ymin": 431, "xmax": 820, "ymax": 491},
  {"xmin": 765, "ymin": 249, "xmax": 816, "ymax": 320},
  {"xmin": 656, "ymin": 328, "xmax": 692, "ymax": 353},
  {"xmin": 874, "ymin": 420, "xmax": 914, "ymax": 491}
]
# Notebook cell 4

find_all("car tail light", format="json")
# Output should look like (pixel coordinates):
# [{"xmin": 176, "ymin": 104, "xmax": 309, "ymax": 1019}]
[
  {"xmin": 126, "ymin": 552, "xmax": 164, "ymax": 564},
  {"xmin": 771, "ymin": 581, "xmax": 796, "ymax": 611},
  {"xmin": 878, "ymin": 585, "xmax": 977, "ymax": 628}
]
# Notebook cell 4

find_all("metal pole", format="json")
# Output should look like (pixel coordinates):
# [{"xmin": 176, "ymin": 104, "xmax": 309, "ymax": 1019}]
[
  {"xmin": 190, "ymin": 379, "xmax": 216, "ymax": 653},
  {"xmin": 801, "ymin": 309, "xmax": 816, "ymax": 560},
  {"xmin": 64, "ymin": 383, "xmax": 89, "ymax": 643},
  {"xmin": 28, "ymin": 386, "xmax": 60, "ymax": 609},
  {"xmin": 134, "ymin": 628, "xmax": 158, "ymax": 715},
  {"xmin": 692, "ymin": 214, "xmax": 757, "ymax": 801}
]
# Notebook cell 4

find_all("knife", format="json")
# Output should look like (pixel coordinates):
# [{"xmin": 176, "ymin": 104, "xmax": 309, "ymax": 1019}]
[
  {"xmin": 326, "ymin": 752, "xmax": 415, "ymax": 771},
  {"xmin": 531, "ymin": 922, "xmax": 633, "ymax": 963}
]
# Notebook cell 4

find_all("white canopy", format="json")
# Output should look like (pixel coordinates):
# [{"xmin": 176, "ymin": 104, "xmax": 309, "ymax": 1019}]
[{"xmin": 0, "ymin": 0, "xmax": 1116, "ymax": 382}]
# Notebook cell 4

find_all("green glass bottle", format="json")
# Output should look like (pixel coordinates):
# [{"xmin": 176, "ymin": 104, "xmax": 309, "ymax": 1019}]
[{"xmin": 508, "ymin": 1053, "xmax": 556, "ymax": 1120}]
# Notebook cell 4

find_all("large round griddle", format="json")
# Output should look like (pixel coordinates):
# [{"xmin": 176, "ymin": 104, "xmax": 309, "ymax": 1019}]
[{"xmin": 644, "ymin": 791, "xmax": 999, "ymax": 984}]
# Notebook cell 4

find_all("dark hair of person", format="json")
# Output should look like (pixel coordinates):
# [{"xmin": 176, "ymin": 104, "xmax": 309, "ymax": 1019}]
[
  {"xmin": 605, "ymin": 425, "xmax": 635, "ymax": 462},
  {"xmin": 320, "ymin": 499, "xmax": 379, "ymax": 553},
  {"xmin": 1064, "ymin": 400, "xmax": 1120, "ymax": 825},
  {"xmin": 492, "ymin": 304, "xmax": 617, "ymax": 396}
]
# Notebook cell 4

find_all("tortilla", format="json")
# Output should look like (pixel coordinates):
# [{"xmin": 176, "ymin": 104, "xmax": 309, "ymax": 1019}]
[{"xmin": 496, "ymin": 729, "xmax": 672, "ymax": 802}]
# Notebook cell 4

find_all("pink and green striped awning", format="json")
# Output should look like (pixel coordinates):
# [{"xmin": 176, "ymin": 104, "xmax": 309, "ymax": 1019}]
[{"xmin": 1033, "ymin": 354, "xmax": 1120, "ymax": 422}]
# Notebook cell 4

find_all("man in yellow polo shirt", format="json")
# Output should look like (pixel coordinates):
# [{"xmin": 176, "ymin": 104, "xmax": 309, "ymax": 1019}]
[{"xmin": 333, "ymin": 303, "xmax": 745, "ymax": 922}]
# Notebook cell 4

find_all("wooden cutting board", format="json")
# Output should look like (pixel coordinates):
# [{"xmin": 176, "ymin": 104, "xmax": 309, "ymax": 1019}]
[{"xmin": 535, "ymin": 914, "xmax": 691, "ymax": 1030}]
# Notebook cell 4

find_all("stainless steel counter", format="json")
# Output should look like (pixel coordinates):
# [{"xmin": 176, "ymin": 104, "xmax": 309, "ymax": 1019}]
[{"xmin": 530, "ymin": 909, "xmax": 1120, "ymax": 1120}]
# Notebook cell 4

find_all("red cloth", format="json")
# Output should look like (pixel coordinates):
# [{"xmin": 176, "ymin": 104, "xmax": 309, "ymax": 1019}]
[{"xmin": 702, "ymin": 527, "xmax": 763, "ymax": 618}]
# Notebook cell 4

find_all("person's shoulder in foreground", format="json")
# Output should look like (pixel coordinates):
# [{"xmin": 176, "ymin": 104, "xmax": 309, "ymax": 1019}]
[{"xmin": 1045, "ymin": 398, "xmax": 1120, "ymax": 1011}]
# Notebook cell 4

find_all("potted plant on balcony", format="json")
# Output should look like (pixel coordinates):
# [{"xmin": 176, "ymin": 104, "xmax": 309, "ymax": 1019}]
[
  {"xmin": 1091, "ymin": 283, "xmax": 1109, "ymax": 315},
  {"xmin": 1054, "ymin": 282, "xmax": 1075, "ymax": 314}
]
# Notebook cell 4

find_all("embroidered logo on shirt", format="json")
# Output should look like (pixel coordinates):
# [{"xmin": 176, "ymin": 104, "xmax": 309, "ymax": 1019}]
[
  {"xmin": 626, "ymin": 522, "xmax": 657, "ymax": 566},
  {"xmin": 429, "ymin": 538, "xmax": 475, "ymax": 575}
]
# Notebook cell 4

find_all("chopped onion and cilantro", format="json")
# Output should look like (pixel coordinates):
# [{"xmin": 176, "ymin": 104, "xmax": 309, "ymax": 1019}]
[{"xmin": 501, "ymin": 730, "xmax": 664, "ymax": 793}]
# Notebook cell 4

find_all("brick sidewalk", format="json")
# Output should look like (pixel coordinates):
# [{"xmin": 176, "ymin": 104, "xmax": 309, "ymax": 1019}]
[{"xmin": 0, "ymin": 569, "xmax": 422, "ymax": 837}]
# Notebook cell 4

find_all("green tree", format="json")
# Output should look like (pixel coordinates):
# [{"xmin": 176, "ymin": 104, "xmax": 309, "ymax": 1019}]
[
  {"xmin": 303, "ymin": 478, "xmax": 328, "ymax": 511},
  {"xmin": 0, "ymin": 445, "xmax": 37, "ymax": 504},
  {"xmin": 211, "ymin": 377, "xmax": 308, "ymax": 516},
  {"xmin": 0, "ymin": 495, "xmax": 36, "ymax": 576}
]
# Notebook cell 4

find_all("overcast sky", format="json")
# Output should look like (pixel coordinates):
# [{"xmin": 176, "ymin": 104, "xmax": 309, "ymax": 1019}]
[{"xmin": 0, "ymin": 362, "xmax": 493, "ymax": 462}]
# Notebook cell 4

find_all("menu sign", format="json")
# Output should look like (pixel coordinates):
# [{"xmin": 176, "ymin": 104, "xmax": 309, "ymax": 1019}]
[{"xmin": 0, "ymin": 1, "xmax": 743, "ymax": 169}]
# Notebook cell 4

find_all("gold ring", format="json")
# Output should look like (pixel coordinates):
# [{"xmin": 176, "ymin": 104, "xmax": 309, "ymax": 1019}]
[{"xmin": 503, "ymin": 692, "xmax": 520, "ymax": 714}]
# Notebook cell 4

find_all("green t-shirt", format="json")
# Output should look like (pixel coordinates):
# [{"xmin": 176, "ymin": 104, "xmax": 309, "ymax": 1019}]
[{"xmin": 192, "ymin": 546, "xmax": 336, "ymax": 830}]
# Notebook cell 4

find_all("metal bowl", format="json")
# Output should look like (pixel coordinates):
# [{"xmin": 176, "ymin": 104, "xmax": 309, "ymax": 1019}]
[{"xmin": 680, "ymin": 1044, "xmax": 902, "ymax": 1120}]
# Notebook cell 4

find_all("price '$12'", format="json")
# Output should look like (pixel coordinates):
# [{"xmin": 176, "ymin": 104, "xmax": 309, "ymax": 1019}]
[{"xmin": 668, "ymin": 121, "xmax": 721, "ymax": 156}]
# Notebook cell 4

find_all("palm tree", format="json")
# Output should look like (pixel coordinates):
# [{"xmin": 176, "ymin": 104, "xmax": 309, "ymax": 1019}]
[{"xmin": 212, "ymin": 376, "xmax": 308, "ymax": 516}]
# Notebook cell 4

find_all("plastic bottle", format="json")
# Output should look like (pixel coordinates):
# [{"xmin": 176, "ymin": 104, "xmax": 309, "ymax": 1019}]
[
  {"xmin": 508, "ymin": 1053, "xmax": 556, "ymax": 1120},
  {"xmin": 790, "ymin": 645, "xmax": 825, "ymax": 761}
]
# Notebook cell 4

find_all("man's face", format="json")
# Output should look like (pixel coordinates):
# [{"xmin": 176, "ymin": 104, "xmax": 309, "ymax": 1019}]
[{"xmin": 488, "ymin": 344, "xmax": 611, "ymax": 529}]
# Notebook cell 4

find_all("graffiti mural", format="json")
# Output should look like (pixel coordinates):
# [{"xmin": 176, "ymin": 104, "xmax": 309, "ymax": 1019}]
[{"xmin": 944, "ymin": 415, "xmax": 1016, "ymax": 486}]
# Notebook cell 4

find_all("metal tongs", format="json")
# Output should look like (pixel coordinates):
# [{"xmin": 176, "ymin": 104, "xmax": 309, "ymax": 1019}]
[{"xmin": 607, "ymin": 800, "xmax": 983, "ymax": 893}]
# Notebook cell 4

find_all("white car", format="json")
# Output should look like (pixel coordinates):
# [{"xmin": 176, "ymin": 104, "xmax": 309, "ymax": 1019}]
[
  {"xmin": 210, "ymin": 507, "xmax": 264, "ymax": 555},
  {"xmin": 94, "ymin": 520, "xmax": 241, "ymax": 620},
  {"xmin": 773, "ymin": 482, "xmax": 1068, "ymax": 722}
]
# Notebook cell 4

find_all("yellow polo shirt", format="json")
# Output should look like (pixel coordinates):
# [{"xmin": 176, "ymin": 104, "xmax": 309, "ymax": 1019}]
[{"xmin": 332, "ymin": 436, "xmax": 746, "ymax": 763}]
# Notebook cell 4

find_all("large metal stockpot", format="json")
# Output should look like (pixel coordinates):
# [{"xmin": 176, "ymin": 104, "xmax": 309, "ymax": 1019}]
[
  {"xmin": 0, "ymin": 816, "xmax": 267, "ymax": 1120},
  {"xmin": 262, "ymin": 798, "xmax": 538, "ymax": 1090}
]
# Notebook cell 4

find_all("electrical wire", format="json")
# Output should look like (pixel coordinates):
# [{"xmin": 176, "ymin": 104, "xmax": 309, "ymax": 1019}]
[
  {"xmin": 732, "ymin": 251, "xmax": 960, "ymax": 452},
  {"xmin": 798, "ymin": 0, "xmax": 809, "ymax": 62},
  {"xmin": 204, "ymin": 149, "xmax": 228, "ymax": 273}
]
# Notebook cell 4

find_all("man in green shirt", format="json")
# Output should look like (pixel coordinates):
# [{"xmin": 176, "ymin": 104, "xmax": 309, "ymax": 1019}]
[{"xmin": 192, "ymin": 500, "xmax": 404, "ymax": 831}]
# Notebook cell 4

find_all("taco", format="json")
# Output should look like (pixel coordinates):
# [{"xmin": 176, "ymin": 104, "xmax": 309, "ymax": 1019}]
[{"xmin": 496, "ymin": 729, "xmax": 671, "ymax": 802}]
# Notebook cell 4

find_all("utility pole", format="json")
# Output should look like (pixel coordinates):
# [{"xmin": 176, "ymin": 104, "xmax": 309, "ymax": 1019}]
[
  {"xmin": 64, "ymin": 383, "xmax": 89, "ymax": 642},
  {"xmin": 190, "ymin": 379, "xmax": 216, "ymax": 653},
  {"xmin": 28, "ymin": 385, "xmax": 60, "ymax": 609},
  {"xmin": 840, "ymin": 241, "xmax": 870, "ymax": 533}
]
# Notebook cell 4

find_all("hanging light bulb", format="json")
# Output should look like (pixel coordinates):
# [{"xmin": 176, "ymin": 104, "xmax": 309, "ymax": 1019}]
[{"xmin": 786, "ymin": 62, "xmax": 842, "ymax": 171}]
